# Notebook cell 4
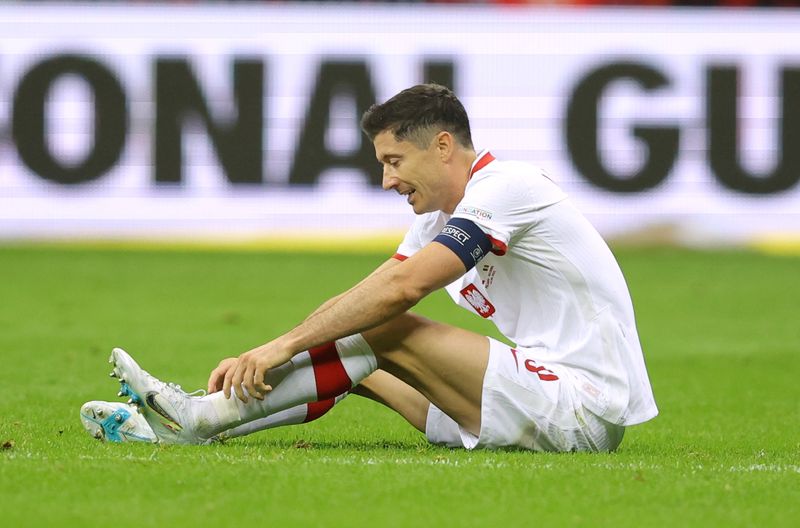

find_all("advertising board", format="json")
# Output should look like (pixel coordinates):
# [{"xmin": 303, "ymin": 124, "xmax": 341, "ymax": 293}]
[{"xmin": 1, "ymin": 5, "xmax": 798, "ymax": 244}]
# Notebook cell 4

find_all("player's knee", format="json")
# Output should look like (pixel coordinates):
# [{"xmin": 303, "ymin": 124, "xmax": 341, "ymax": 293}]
[{"xmin": 362, "ymin": 312, "xmax": 434, "ymax": 355}]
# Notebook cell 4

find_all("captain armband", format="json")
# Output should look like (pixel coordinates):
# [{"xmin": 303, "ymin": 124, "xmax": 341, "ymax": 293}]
[{"xmin": 432, "ymin": 217, "xmax": 492, "ymax": 271}]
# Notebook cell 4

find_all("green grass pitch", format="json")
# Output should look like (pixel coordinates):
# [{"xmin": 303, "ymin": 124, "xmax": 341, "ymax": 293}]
[{"xmin": 0, "ymin": 245, "xmax": 798, "ymax": 527}]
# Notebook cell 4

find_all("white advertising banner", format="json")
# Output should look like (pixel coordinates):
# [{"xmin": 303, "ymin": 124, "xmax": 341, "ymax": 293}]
[{"xmin": 1, "ymin": 4, "xmax": 799, "ymax": 244}]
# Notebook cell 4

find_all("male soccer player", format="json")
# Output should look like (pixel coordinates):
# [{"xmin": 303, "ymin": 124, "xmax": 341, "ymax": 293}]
[{"xmin": 90, "ymin": 83, "xmax": 658, "ymax": 451}]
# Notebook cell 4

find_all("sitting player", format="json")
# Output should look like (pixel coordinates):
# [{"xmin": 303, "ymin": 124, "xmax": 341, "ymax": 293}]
[{"xmin": 82, "ymin": 83, "xmax": 657, "ymax": 452}]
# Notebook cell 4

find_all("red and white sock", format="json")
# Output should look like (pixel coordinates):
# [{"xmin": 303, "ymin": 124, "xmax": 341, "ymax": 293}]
[
  {"xmin": 220, "ymin": 392, "xmax": 348, "ymax": 440},
  {"xmin": 198, "ymin": 334, "xmax": 376, "ymax": 437}
]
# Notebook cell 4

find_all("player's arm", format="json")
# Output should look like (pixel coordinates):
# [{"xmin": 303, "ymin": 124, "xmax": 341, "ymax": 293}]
[
  {"xmin": 297, "ymin": 242, "xmax": 465, "ymax": 337},
  {"xmin": 207, "ymin": 257, "xmax": 401, "ymax": 393},
  {"xmin": 225, "ymin": 243, "xmax": 465, "ymax": 400},
  {"xmin": 225, "ymin": 219, "xmax": 491, "ymax": 401}
]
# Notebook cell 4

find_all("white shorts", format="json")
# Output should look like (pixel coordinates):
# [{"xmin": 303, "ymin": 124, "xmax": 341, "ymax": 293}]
[{"xmin": 425, "ymin": 338, "xmax": 625, "ymax": 452}]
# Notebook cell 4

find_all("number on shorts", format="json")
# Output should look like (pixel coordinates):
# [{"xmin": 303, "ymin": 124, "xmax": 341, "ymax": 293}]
[
  {"xmin": 510, "ymin": 349, "xmax": 559, "ymax": 381},
  {"xmin": 524, "ymin": 359, "xmax": 559, "ymax": 381}
]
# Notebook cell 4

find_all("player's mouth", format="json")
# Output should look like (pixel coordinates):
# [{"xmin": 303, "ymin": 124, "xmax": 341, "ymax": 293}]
[{"xmin": 400, "ymin": 189, "xmax": 416, "ymax": 204}]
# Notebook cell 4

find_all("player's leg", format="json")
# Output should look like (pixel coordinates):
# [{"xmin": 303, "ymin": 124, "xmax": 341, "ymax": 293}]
[
  {"xmin": 351, "ymin": 369, "xmax": 431, "ymax": 433},
  {"xmin": 111, "ymin": 336, "xmax": 378, "ymax": 443},
  {"xmin": 79, "ymin": 395, "xmax": 349, "ymax": 443},
  {"xmin": 361, "ymin": 312, "xmax": 489, "ymax": 435},
  {"xmin": 373, "ymin": 333, "xmax": 627, "ymax": 453},
  {"xmin": 218, "ymin": 392, "xmax": 348, "ymax": 440},
  {"xmin": 217, "ymin": 371, "xmax": 428, "ymax": 440},
  {"xmin": 216, "ymin": 371, "xmax": 429, "ymax": 442},
  {"xmin": 112, "ymin": 315, "xmax": 486, "ymax": 444}
]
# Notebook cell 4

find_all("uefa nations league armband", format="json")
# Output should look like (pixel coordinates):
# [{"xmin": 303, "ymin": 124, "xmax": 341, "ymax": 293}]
[{"xmin": 432, "ymin": 217, "xmax": 492, "ymax": 271}]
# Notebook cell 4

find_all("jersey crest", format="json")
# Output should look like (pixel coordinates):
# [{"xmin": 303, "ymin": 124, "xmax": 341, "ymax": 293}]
[{"xmin": 460, "ymin": 284, "xmax": 495, "ymax": 318}]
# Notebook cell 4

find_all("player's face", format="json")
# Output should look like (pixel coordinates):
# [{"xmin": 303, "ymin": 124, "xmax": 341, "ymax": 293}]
[{"xmin": 373, "ymin": 130, "xmax": 451, "ymax": 214}]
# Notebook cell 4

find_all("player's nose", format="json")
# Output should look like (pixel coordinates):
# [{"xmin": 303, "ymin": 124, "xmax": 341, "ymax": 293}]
[{"xmin": 382, "ymin": 169, "xmax": 398, "ymax": 191}]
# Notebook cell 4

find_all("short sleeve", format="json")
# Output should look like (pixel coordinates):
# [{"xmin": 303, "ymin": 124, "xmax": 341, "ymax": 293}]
[
  {"xmin": 395, "ymin": 212, "xmax": 448, "ymax": 259},
  {"xmin": 452, "ymin": 165, "xmax": 566, "ymax": 256}
]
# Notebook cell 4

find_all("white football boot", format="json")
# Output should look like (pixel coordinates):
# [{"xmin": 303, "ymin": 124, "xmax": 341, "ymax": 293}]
[
  {"xmin": 109, "ymin": 347, "xmax": 215, "ymax": 445},
  {"xmin": 79, "ymin": 401, "xmax": 157, "ymax": 443}
]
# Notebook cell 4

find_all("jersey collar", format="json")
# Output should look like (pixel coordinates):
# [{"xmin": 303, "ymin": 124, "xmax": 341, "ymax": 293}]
[{"xmin": 469, "ymin": 150, "xmax": 495, "ymax": 179}]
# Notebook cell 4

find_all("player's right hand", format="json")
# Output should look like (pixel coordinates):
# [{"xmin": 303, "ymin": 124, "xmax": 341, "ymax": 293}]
[{"xmin": 207, "ymin": 357, "xmax": 239, "ymax": 393}]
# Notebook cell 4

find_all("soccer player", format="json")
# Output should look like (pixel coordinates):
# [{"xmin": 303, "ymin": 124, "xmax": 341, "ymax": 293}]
[{"xmin": 93, "ymin": 83, "xmax": 658, "ymax": 451}]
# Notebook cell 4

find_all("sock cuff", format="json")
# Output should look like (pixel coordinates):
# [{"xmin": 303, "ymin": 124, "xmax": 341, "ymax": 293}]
[{"xmin": 335, "ymin": 333, "xmax": 378, "ymax": 373}]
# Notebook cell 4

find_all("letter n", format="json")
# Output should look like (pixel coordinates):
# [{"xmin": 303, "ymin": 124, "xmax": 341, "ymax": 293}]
[{"xmin": 154, "ymin": 57, "xmax": 264, "ymax": 184}]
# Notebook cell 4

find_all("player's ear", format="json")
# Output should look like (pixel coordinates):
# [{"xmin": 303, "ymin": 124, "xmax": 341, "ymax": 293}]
[{"xmin": 434, "ymin": 131, "xmax": 454, "ymax": 161}]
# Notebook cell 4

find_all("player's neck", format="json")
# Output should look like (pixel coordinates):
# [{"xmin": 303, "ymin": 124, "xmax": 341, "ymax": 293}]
[
  {"xmin": 465, "ymin": 150, "xmax": 478, "ymax": 173},
  {"xmin": 440, "ymin": 149, "xmax": 476, "ymax": 214}
]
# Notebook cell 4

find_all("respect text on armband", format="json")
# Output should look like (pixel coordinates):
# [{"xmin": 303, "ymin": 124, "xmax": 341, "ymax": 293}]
[{"xmin": 440, "ymin": 225, "xmax": 471, "ymax": 245}]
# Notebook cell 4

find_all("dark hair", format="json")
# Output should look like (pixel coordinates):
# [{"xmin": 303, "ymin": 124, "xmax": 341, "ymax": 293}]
[{"xmin": 360, "ymin": 83, "xmax": 474, "ymax": 150}]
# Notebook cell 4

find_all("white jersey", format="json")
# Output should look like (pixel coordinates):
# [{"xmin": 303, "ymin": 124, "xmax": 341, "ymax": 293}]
[{"xmin": 396, "ymin": 151, "xmax": 658, "ymax": 426}]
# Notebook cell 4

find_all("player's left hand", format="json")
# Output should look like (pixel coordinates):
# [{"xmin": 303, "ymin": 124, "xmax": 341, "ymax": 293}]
[{"xmin": 223, "ymin": 341, "xmax": 293, "ymax": 402}]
